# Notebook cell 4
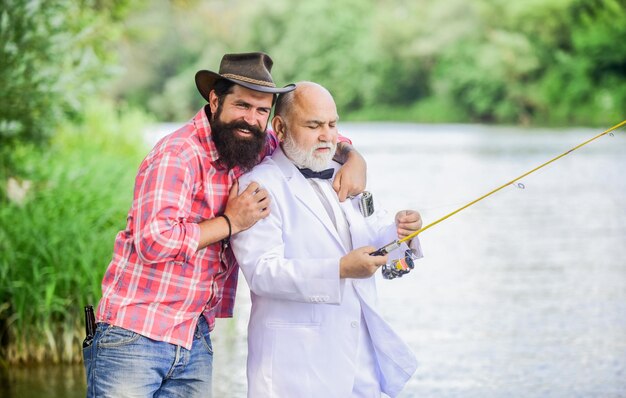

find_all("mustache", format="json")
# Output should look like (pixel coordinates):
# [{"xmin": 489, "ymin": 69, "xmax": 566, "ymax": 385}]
[
  {"xmin": 313, "ymin": 143, "xmax": 333, "ymax": 150},
  {"xmin": 221, "ymin": 120, "xmax": 265, "ymax": 138}
]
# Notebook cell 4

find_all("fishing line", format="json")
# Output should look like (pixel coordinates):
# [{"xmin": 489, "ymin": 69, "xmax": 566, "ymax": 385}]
[
  {"xmin": 422, "ymin": 179, "xmax": 527, "ymax": 212},
  {"xmin": 375, "ymin": 119, "xmax": 626, "ymax": 279}
]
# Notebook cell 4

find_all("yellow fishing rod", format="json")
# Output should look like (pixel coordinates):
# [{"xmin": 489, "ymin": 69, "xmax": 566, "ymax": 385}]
[{"xmin": 374, "ymin": 119, "xmax": 626, "ymax": 279}]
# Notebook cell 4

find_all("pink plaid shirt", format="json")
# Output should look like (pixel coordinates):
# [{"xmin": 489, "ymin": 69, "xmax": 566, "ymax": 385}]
[{"xmin": 96, "ymin": 107, "xmax": 278, "ymax": 349}]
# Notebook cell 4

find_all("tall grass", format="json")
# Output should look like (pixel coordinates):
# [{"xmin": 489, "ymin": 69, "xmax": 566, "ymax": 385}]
[{"xmin": 0, "ymin": 101, "xmax": 151, "ymax": 364}]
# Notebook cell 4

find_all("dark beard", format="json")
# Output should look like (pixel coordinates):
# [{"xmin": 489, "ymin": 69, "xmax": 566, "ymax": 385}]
[{"xmin": 210, "ymin": 110, "xmax": 267, "ymax": 171}]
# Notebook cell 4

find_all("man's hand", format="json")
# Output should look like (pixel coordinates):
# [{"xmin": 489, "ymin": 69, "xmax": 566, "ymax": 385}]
[
  {"xmin": 339, "ymin": 246, "xmax": 388, "ymax": 279},
  {"xmin": 395, "ymin": 210, "xmax": 423, "ymax": 240},
  {"xmin": 332, "ymin": 143, "xmax": 367, "ymax": 202},
  {"xmin": 224, "ymin": 180, "xmax": 271, "ymax": 234}
]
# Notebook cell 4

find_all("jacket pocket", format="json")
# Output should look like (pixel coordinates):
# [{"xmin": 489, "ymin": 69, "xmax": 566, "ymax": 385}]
[{"xmin": 264, "ymin": 323, "xmax": 320, "ymax": 397}]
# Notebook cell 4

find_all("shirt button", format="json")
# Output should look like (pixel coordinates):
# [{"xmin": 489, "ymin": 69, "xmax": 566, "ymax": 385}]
[{"xmin": 351, "ymin": 321, "xmax": 359, "ymax": 328}]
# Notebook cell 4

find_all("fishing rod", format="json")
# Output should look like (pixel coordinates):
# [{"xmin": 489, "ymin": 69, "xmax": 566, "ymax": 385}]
[{"xmin": 374, "ymin": 119, "xmax": 626, "ymax": 279}]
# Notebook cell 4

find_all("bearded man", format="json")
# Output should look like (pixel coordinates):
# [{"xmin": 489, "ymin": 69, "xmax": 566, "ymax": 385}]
[
  {"xmin": 231, "ymin": 82, "xmax": 423, "ymax": 397},
  {"xmin": 84, "ymin": 54, "xmax": 367, "ymax": 398}
]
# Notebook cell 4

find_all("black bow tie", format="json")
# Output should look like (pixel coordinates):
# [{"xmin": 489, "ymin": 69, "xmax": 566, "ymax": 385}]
[{"xmin": 298, "ymin": 167, "xmax": 334, "ymax": 180}]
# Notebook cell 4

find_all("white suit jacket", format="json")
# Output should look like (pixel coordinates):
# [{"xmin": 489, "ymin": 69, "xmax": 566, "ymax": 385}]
[{"xmin": 231, "ymin": 146, "xmax": 421, "ymax": 398}]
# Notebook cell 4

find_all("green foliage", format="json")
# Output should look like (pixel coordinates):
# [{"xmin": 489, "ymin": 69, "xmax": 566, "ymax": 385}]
[
  {"xmin": 535, "ymin": 0, "xmax": 626, "ymax": 124},
  {"xmin": 106, "ymin": 0, "xmax": 625, "ymax": 127},
  {"xmin": 246, "ymin": 0, "xmax": 382, "ymax": 111},
  {"xmin": 0, "ymin": 0, "xmax": 135, "ymax": 184},
  {"xmin": 0, "ymin": 101, "xmax": 149, "ymax": 364},
  {"xmin": 106, "ymin": 0, "xmax": 244, "ymax": 121},
  {"xmin": 433, "ymin": 31, "xmax": 540, "ymax": 123},
  {"xmin": 347, "ymin": 97, "xmax": 468, "ymax": 123}
]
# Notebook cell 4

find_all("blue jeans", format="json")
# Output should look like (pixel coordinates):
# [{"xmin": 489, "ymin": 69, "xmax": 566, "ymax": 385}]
[{"xmin": 83, "ymin": 316, "xmax": 213, "ymax": 398}]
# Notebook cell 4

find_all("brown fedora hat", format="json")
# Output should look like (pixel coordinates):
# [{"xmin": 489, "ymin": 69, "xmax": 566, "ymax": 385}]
[{"xmin": 195, "ymin": 52, "xmax": 295, "ymax": 101}]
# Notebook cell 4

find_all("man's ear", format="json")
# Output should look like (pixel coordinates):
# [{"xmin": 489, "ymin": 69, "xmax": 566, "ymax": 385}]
[
  {"xmin": 272, "ymin": 116, "xmax": 285, "ymax": 141},
  {"xmin": 208, "ymin": 90, "xmax": 219, "ymax": 116}
]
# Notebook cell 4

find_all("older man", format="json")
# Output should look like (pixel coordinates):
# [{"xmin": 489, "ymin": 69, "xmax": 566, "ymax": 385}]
[
  {"xmin": 231, "ymin": 82, "xmax": 424, "ymax": 397},
  {"xmin": 85, "ymin": 54, "xmax": 366, "ymax": 398}
]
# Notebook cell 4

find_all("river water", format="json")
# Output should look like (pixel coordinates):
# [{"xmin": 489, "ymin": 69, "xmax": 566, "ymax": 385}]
[{"xmin": 6, "ymin": 123, "xmax": 626, "ymax": 397}]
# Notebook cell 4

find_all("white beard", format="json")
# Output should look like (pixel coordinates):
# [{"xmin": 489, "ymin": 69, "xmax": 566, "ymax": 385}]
[{"xmin": 282, "ymin": 134, "xmax": 336, "ymax": 172}]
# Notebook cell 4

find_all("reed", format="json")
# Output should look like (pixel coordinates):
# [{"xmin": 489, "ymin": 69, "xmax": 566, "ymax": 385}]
[{"xmin": 0, "ymin": 101, "xmax": 150, "ymax": 364}]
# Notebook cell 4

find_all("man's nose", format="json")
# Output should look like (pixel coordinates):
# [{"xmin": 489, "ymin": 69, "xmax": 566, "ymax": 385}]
[
  {"xmin": 318, "ymin": 126, "xmax": 332, "ymax": 142},
  {"xmin": 242, "ymin": 109, "xmax": 260, "ymax": 127}
]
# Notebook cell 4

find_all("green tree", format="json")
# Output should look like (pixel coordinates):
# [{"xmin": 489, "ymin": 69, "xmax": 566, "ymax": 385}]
[
  {"xmin": 0, "ymin": 0, "xmax": 134, "ymax": 199},
  {"xmin": 537, "ymin": 0, "xmax": 626, "ymax": 124},
  {"xmin": 100, "ymin": 0, "xmax": 626, "ymax": 126},
  {"xmin": 106, "ymin": 0, "xmax": 252, "ymax": 122},
  {"xmin": 246, "ymin": 0, "xmax": 385, "ymax": 112}
]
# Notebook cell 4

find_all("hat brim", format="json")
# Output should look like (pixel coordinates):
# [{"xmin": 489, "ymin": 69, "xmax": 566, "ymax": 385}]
[{"xmin": 195, "ymin": 70, "xmax": 295, "ymax": 102}]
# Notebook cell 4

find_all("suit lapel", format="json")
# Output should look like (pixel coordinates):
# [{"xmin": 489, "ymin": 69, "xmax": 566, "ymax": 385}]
[{"xmin": 272, "ymin": 147, "xmax": 346, "ymax": 250}]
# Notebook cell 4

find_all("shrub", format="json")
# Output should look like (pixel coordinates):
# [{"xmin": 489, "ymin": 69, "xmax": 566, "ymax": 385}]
[{"xmin": 0, "ymin": 101, "xmax": 150, "ymax": 364}]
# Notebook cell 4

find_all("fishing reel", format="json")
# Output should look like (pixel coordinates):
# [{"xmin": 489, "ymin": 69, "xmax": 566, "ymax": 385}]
[
  {"xmin": 370, "ymin": 240, "xmax": 416, "ymax": 280},
  {"xmin": 381, "ymin": 249, "xmax": 416, "ymax": 279}
]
